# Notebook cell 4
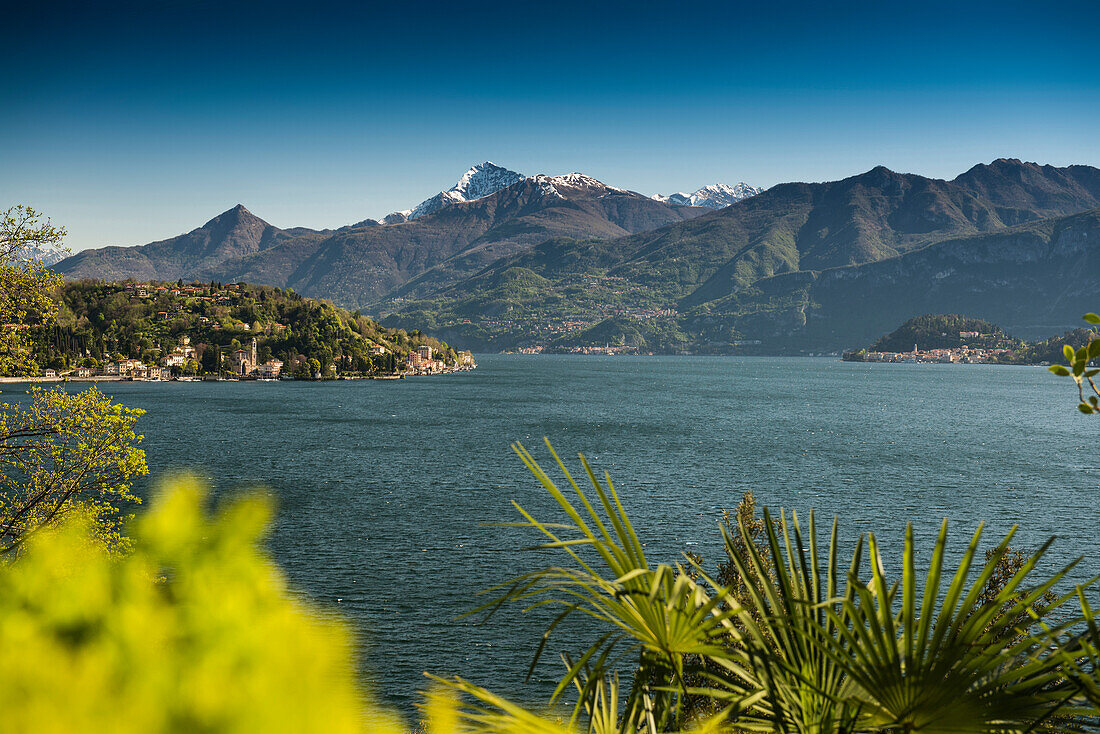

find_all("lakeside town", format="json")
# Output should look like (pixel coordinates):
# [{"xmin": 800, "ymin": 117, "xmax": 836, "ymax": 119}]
[
  {"xmin": 848, "ymin": 340, "xmax": 1012, "ymax": 364},
  {"xmin": 842, "ymin": 318, "xmax": 1100, "ymax": 367},
  {"xmin": 19, "ymin": 340, "xmax": 476, "ymax": 382},
  {"xmin": 10, "ymin": 280, "xmax": 476, "ymax": 382}
]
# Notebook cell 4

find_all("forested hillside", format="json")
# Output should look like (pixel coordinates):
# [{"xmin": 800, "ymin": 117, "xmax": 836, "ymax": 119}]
[{"xmin": 29, "ymin": 281, "xmax": 462, "ymax": 376}]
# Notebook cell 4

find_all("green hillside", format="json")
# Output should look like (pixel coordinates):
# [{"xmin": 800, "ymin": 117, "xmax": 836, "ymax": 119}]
[
  {"xmin": 381, "ymin": 163, "xmax": 1100, "ymax": 353},
  {"xmin": 28, "ymin": 280, "xmax": 462, "ymax": 376}
]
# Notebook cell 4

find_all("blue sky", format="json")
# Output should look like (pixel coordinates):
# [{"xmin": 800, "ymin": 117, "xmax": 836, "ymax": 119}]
[{"xmin": 3, "ymin": 0, "xmax": 1098, "ymax": 251}]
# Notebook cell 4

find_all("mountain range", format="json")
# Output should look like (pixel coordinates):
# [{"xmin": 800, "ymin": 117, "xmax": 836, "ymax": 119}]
[
  {"xmin": 652, "ymin": 182, "xmax": 763, "ymax": 208},
  {"xmin": 55, "ymin": 158, "xmax": 1100, "ymax": 353},
  {"xmin": 57, "ymin": 164, "xmax": 716, "ymax": 303}
]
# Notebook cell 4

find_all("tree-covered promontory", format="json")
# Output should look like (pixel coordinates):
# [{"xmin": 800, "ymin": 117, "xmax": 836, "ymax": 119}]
[
  {"xmin": 29, "ymin": 280, "xmax": 466, "ymax": 376},
  {"xmin": 868, "ymin": 314, "xmax": 1022, "ymax": 352}
]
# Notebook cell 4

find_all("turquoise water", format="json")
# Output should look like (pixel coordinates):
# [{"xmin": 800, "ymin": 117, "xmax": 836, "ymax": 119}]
[{"xmin": 6, "ymin": 356, "xmax": 1097, "ymax": 712}]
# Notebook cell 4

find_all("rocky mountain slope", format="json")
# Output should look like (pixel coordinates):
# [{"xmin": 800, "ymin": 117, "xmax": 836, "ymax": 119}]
[
  {"xmin": 56, "ymin": 205, "xmax": 319, "ymax": 282},
  {"xmin": 696, "ymin": 206, "xmax": 1100, "ymax": 350},
  {"xmin": 270, "ymin": 172, "xmax": 703, "ymax": 303},
  {"xmin": 382, "ymin": 162, "xmax": 526, "ymax": 223},
  {"xmin": 56, "ymin": 168, "xmax": 703, "ymax": 304},
  {"xmin": 381, "ymin": 160, "xmax": 1100, "ymax": 352}
]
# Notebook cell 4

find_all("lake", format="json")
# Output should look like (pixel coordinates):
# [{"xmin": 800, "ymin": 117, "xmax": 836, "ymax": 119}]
[{"xmin": 5, "ymin": 355, "xmax": 1097, "ymax": 714}]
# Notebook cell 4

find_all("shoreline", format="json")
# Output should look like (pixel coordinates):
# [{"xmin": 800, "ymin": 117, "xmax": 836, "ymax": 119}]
[{"xmin": 0, "ymin": 370, "xmax": 475, "ymax": 385}]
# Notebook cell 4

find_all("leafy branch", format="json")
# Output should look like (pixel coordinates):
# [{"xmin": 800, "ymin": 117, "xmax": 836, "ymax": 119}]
[{"xmin": 1048, "ymin": 312, "xmax": 1100, "ymax": 414}]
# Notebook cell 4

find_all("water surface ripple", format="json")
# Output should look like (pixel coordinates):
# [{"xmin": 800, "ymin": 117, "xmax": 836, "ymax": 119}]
[{"xmin": 8, "ymin": 356, "xmax": 1096, "ymax": 712}]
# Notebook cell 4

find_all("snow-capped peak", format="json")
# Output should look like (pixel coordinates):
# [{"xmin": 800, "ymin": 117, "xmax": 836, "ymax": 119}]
[
  {"xmin": 547, "ymin": 172, "xmax": 605, "ymax": 188},
  {"xmin": 14, "ymin": 242, "xmax": 68, "ymax": 267},
  {"xmin": 450, "ymin": 161, "xmax": 525, "ymax": 201},
  {"xmin": 653, "ymin": 182, "xmax": 763, "ymax": 209},
  {"xmin": 382, "ymin": 164, "xmax": 636, "ymax": 223},
  {"xmin": 402, "ymin": 162, "xmax": 525, "ymax": 221},
  {"xmin": 530, "ymin": 172, "xmax": 626, "ymax": 192}
]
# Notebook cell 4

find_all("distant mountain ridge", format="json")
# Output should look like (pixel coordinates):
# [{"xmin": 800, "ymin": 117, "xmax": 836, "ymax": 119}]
[
  {"xmin": 56, "ymin": 165, "xmax": 705, "ymax": 303},
  {"xmin": 378, "ymin": 159, "xmax": 1100, "ymax": 353},
  {"xmin": 54, "ymin": 158, "xmax": 1100, "ymax": 354},
  {"xmin": 952, "ymin": 158, "xmax": 1100, "ymax": 224},
  {"xmin": 653, "ymin": 182, "xmax": 763, "ymax": 208},
  {"xmin": 698, "ymin": 206, "xmax": 1100, "ymax": 350},
  {"xmin": 57, "ymin": 204, "xmax": 310, "ymax": 282}
]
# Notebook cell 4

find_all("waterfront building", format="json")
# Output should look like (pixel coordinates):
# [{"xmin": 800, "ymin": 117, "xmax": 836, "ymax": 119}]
[
  {"xmin": 231, "ymin": 338, "xmax": 258, "ymax": 375},
  {"xmin": 255, "ymin": 359, "xmax": 283, "ymax": 379},
  {"xmin": 105, "ymin": 358, "xmax": 144, "ymax": 376}
]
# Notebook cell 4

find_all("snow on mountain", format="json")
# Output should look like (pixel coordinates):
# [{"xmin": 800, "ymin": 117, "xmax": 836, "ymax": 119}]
[
  {"xmin": 526, "ymin": 172, "xmax": 630, "ymax": 200},
  {"xmin": 538, "ymin": 172, "xmax": 625, "ymax": 191},
  {"xmin": 381, "ymin": 164, "xmax": 656, "ymax": 223},
  {"xmin": 450, "ymin": 162, "xmax": 526, "ymax": 201},
  {"xmin": 653, "ymin": 182, "xmax": 763, "ymax": 209},
  {"xmin": 15, "ymin": 243, "xmax": 68, "ymax": 267},
  {"xmin": 398, "ymin": 162, "xmax": 525, "ymax": 221},
  {"xmin": 382, "ymin": 210, "xmax": 412, "ymax": 225}
]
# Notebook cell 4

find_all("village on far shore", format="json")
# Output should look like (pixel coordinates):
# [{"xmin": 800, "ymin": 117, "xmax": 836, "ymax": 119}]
[
  {"xmin": 7, "ymin": 279, "xmax": 476, "ymax": 383},
  {"xmin": 841, "ymin": 314, "xmax": 1099, "ymax": 367},
  {"xmin": 846, "ymin": 333, "xmax": 1011, "ymax": 364}
]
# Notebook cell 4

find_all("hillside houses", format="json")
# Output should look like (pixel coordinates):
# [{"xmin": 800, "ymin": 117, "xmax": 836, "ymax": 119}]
[{"xmin": 406, "ymin": 345, "xmax": 443, "ymax": 373}]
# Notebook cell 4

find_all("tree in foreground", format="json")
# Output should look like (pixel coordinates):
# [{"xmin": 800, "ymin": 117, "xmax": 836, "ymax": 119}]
[
  {"xmin": 0, "ymin": 206, "xmax": 148, "ymax": 556},
  {"xmin": 0, "ymin": 475, "xmax": 572, "ymax": 734}
]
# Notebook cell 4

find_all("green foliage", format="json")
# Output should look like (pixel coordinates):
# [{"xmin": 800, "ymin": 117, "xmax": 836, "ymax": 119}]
[
  {"xmin": 0, "ymin": 386, "xmax": 147, "ymax": 556},
  {"xmin": 460, "ymin": 440, "xmax": 1100, "ymax": 733},
  {"xmin": 0, "ymin": 206, "xmax": 66, "ymax": 375},
  {"xmin": 0, "ymin": 476, "xmax": 607, "ymax": 734},
  {"xmin": 1048, "ymin": 312, "xmax": 1100, "ymax": 414},
  {"xmin": 0, "ymin": 477, "xmax": 407, "ymax": 733},
  {"xmin": 1006, "ymin": 327, "xmax": 1099, "ymax": 366}
]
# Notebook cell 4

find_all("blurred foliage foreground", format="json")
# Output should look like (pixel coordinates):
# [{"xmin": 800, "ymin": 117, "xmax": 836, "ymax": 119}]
[{"xmin": 6, "ymin": 456, "xmax": 1100, "ymax": 734}]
